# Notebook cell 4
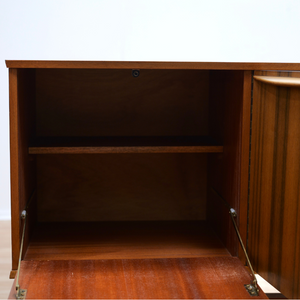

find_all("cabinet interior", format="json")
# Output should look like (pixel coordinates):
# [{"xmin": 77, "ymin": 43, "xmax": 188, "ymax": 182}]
[{"xmin": 17, "ymin": 68, "xmax": 247, "ymax": 262}]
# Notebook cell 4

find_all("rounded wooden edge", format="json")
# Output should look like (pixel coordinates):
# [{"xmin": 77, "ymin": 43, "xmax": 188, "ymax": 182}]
[
  {"xmin": 253, "ymin": 75, "xmax": 300, "ymax": 87},
  {"xmin": 10, "ymin": 269, "xmax": 17, "ymax": 279}
]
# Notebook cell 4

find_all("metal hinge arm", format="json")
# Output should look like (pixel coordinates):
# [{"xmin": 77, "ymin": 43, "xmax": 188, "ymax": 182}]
[
  {"xmin": 15, "ymin": 209, "xmax": 27, "ymax": 299},
  {"xmin": 229, "ymin": 208, "xmax": 259, "ymax": 296}
]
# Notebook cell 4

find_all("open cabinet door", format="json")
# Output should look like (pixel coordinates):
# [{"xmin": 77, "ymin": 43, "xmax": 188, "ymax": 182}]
[
  {"xmin": 8, "ymin": 257, "xmax": 268, "ymax": 299},
  {"xmin": 249, "ymin": 71, "xmax": 300, "ymax": 299}
]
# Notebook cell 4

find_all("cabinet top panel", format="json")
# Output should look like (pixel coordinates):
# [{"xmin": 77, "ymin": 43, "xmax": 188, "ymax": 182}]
[{"xmin": 5, "ymin": 60, "xmax": 300, "ymax": 70}]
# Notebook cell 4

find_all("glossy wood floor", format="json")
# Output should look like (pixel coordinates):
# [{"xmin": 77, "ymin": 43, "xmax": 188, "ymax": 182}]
[
  {"xmin": 9, "ymin": 257, "xmax": 268, "ymax": 299},
  {"xmin": 0, "ymin": 221, "xmax": 13, "ymax": 299},
  {"xmin": 24, "ymin": 221, "xmax": 230, "ymax": 261}
]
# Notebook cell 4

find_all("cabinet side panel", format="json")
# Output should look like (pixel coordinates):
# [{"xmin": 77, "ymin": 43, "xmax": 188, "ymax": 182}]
[
  {"xmin": 240, "ymin": 71, "xmax": 252, "ymax": 263},
  {"xmin": 9, "ymin": 69, "xmax": 37, "ymax": 278},
  {"xmin": 249, "ymin": 70, "xmax": 300, "ymax": 299},
  {"xmin": 9, "ymin": 69, "xmax": 20, "ymax": 274},
  {"xmin": 207, "ymin": 71, "xmax": 251, "ymax": 258}
]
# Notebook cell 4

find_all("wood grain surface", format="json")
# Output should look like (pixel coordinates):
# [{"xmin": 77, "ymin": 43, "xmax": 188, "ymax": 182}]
[
  {"xmin": 9, "ymin": 257, "xmax": 267, "ymax": 299},
  {"xmin": 36, "ymin": 154, "xmax": 208, "ymax": 222},
  {"xmin": 29, "ymin": 136, "xmax": 223, "ymax": 154},
  {"xmin": 9, "ymin": 68, "xmax": 19, "ymax": 275},
  {"xmin": 5, "ymin": 60, "xmax": 300, "ymax": 70},
  {"xmin": 29, "ymin": 145, "xmax": 222, "ymax": 154},
  {"xmin": 249, "ymin": 70, "xmax": 300, "ymax": 299},
  {"xmin": 9, "ymin": 69, "xmax": 37, "ymax": 276},
  {"xmin": 207, "ymin": 71, "xmax": 252, "ymax": 259},
  {"xmin": 254, "ymin": 75, "xmax": 300, "ymax": 87},
  {"xmin": 35, "ymin": 69, "xmax": 209, "ymax": 137},
  {"xmin": 24, "ymin": 221, "xmax": 230, "ymax": 261}
]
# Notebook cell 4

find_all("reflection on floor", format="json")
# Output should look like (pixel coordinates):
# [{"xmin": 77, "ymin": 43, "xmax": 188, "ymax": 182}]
[{"xmin": 0, "ymin": 221, "xmax": 12, "ymax": 299}]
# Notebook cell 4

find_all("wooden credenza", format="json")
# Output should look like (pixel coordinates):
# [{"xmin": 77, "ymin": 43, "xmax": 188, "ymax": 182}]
[{"xmin": 5, "ymin": 61, "xmax": 300, "ymax": 299}]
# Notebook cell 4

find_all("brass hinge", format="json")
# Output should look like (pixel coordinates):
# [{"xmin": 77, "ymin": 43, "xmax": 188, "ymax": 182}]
[
  {"xmin": 16, "ymin": 288, "xmax": 27, "ymax": 300},
  {"xmin": 211, "ymin": 188, "xmax": 259, "ymax": 296}
]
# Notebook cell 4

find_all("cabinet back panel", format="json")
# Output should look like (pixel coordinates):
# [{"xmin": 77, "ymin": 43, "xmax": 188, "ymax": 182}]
[
  {"xmin": 37, "ymin": 154, "xmax": 207, "ymax": 222},
  {"xmin": 36, "ymin": 69, "xmax": 209, "ymax": 137}
]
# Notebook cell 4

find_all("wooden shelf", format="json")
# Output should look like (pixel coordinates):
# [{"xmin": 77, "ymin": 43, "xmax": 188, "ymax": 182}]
[
  {"xmin": 24, "ymin": 221, "xmax": 230, "ymax": 261},
  {"xmin": 28, "ymin": 136, "xmax": 223, "ymax": 154}
]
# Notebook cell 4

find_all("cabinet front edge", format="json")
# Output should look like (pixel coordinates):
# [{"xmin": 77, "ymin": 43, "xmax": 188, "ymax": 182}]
[{"xmin": 5, "ymin": 60, "xmax": 300, "ymax": 70}]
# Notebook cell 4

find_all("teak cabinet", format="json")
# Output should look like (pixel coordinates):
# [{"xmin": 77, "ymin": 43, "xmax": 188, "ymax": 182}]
[{"xmin": 5, "ymin": 61, "xmax": 300, "ymax": 299}]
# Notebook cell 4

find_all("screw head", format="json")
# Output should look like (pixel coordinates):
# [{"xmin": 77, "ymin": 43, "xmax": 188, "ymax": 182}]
[{"xmin": 132, "ymin": 70, "xmax": 140, "ymax": 77}]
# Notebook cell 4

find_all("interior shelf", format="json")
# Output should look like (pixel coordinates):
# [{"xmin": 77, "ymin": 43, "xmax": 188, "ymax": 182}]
[
  {"xmin": 28, "ymin": 136, "xmax": 223, "ymax": 154},
  {"xmin": 24, "ymin": 221, "xmax": 230, "ymax": 261}
]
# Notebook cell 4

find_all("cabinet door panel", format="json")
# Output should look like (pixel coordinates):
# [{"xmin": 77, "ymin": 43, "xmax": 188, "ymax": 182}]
[
  {"xmin": 249, "ymin": 70, "xmax": 300, "ymax": 299},
  {"xmin": 9, "ymin": 258, "xmax": 268, "ymax": 299}
]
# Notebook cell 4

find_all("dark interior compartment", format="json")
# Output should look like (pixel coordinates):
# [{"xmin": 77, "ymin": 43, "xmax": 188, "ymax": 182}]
[{"xmin": 16, "ymin": 68, "xmax": 248, "ymax": 262}]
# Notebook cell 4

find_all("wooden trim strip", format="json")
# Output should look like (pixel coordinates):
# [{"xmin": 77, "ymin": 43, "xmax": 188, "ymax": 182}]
[
  {"xmin": 253, "ymin": 75, "xmax": 300, "ymax": 87},
  {"xmin": 5, "ymin": 60, "xmax": 300, "ymax": 70}
]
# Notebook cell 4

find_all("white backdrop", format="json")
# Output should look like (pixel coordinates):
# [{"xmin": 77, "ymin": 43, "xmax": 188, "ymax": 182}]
[{"xmin": 0, "ymin": 0, "xmax": 300, "ymax": 219}]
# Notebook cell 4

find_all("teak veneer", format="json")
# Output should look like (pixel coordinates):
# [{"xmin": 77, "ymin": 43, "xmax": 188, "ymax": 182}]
[
  {"xmin": 6, "ymin": 60, "xmax": 300, "ymax": 299},
  {"xmin": 5, "ymin": 60, "xmax": 300, "ymax": 70},
  {"xmin": 28, "ymin": 136, "xmax": 223, "ymax": 154},
  {"xmin": 8, "ymin": 257, "xmax": 267, "ymax": 299},
  {"xmin": 23, "ymin": 221, "xmax": 230, "ymax": 261}
]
